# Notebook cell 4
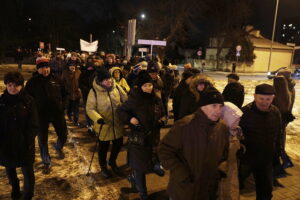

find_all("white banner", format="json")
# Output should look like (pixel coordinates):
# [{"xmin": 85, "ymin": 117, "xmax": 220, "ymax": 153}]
[{"xmin": 80, "ymin": 39, "xmax": 98, "ymax": 52}]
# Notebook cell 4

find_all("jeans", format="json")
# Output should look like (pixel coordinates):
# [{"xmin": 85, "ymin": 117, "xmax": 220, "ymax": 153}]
[
  {"xmin": 5, "ymin": 164, "xmax": 35, "ymax": 199},
  {"xmin": 38, "ymin": 115, "xmax": 68, "ymax": 165}
]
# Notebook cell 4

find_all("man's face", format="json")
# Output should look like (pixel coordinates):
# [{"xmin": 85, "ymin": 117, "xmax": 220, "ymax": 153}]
[
  {"xmin": 197, "ymin": 83, "xmax": 206, "ymax": 92},
  {"xmin": 101, "ymin": 78, "xmax": 113, "ymax": 88},
  {"xmin": 107, "ymin": 57, "xmax": 113, "ymax": 64},
  {"xmin": 6, "ymin": 82, "xmax": 22, "ymax": 95},
  {"xmin": 254, "ymin": 94, "xmax": 275, "ymax": 111},
  {"xmin": 39, "ymin": 66, "xmax": 51, "ymax": 77},
  {"xmin": 201, "ymin": 104, "xmax": 224, "ymax": 121},
  {"xmin": 71, "ymin": 55, "xmax": 77, "ymax": 60}
]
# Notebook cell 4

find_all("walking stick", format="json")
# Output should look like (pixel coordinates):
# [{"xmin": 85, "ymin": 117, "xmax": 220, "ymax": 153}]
[{"xmin": 86, "ymin": 124, "xmax": 103, "ymax": 176}]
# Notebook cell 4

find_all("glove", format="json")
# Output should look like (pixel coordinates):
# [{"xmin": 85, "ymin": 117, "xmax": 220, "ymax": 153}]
[{"xmin": 97, "ymin": 118, "xmax": 105, "ymax": 124}]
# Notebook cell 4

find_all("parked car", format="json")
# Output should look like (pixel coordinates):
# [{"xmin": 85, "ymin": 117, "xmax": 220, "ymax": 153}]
[
  {"xmin": 292, "ymin": 68, "xmax": 300, "ymax": 79},
  {"xmin": 267, "ymin": 67, "xmax": 288, "ymax": 79}
]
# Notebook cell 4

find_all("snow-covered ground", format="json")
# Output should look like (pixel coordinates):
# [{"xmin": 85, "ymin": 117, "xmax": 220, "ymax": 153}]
[{"xmin": 0, "ymin": 66, "xmax": 299, "ymax": 199}]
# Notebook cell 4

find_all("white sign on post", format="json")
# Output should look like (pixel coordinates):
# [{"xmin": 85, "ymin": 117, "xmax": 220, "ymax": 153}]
[
  {"xmin": 137, "ymin": 39, "xmax": 167, "ymax": 55},
  {"xmin": 80, "ymin": 39, "xmax": 98, "ymax": 52},
  {"xmin": 139, "ymin": 48, "xmax": 149, "ymax": 52}
]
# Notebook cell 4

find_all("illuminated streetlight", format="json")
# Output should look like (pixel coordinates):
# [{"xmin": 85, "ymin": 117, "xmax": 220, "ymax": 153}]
[
  {"xmin": 28, "ymin": 18, "xmax": 32, "ymax": 21},
  {"xmin": 140, "ymin": 13, "xmax": 146, "ymax": 19}
]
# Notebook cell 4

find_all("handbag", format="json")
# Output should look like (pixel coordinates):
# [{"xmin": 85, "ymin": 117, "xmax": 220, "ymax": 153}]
[{"xmin": 128, "ymin": 125, "xmax": 150, "ymax": 146}]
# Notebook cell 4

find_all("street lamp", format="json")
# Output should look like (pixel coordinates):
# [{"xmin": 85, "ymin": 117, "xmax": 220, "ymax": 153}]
[
  {"xmin": 267, "ymin": 0, "xmax": 279, "ymax": 72},
  {"xmin": 140, "ymin": 13, "xmax": 146, "ymax": 20}
]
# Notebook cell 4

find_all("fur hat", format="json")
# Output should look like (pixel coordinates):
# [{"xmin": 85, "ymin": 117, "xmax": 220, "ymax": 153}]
[
  {"xmin": 133, "ymin": 61, "xmax": 148, "ymax": 73},
  {"xmin": 36, "ymin": 57, "xmax": 49, "ymax": 69},
  {"xmin": 255, "ymin": 84, "xmax": 276, "ymax": 95},
  {"xmin": 97, "ymin": 67, "xmax": 111, "ymax": 82},
  {"xmin": 182, "ymin": 68, "xmax": 200, "ymax": 80},
  {"xmin": 197, "ymin": 87, "xmax": 224, "ymax": 107}
]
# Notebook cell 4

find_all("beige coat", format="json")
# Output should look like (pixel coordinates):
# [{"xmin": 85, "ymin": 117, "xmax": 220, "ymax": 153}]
[{"xmin": 86, "ymin": 80, "xmax": 127, "ymax": 141}]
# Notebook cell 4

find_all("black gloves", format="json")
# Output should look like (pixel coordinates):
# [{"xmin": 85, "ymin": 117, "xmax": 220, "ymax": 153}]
[{"xmin": 97, "ymin": 118, "xmax": 105, "ymax": 124}]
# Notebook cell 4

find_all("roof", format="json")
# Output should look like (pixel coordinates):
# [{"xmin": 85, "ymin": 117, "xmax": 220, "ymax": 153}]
[{"xmin": 249, "ymin": 35, "xmax": 293, "ymax": 50}]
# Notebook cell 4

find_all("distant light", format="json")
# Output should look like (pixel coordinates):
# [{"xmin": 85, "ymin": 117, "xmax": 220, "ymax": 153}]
[
  {"xmin": 283, "ymin": 24, "xmax": 286, "ymax": 27},
  {"xmin": 291, "ymin": 36, "xmax": 295, "ymax": 39},
  {"xmin": 112, "ymin": 30, "xmax": 115, "ymax": 34},
  {"xmin": 283, "ymin": 27, "xmax": 286, "ymax": 30},
  {"xmin": 141, "ymin": 13, "xmax": 146, "ymax": 19},
  {"xmin": 28, "ymin": 18, "xmax": 31, "ymax": 21},
  {"xmin": 289, "ymin": 24, "xmax": 293, "ymax": 27},
  {"xmin": 293, "ymin": 26, "xmax": 296, "ymax": 29},
  {"xmin": 298, "ymin": 31, "xmax": 300, "ymax": 34},
  {"xmin": 282, "ymin": 34, "xmax": 285, "ymax": 37}
]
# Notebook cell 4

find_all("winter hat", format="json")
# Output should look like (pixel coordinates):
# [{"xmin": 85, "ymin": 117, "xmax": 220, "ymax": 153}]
[
  {"xmin": 147, "ymin": 61, "xmax": 160, "ymax": 73},
  {"xmin": 227, "ymin": 73, "xmax": 239, "ymax": 81},
  {"xmin": 255, "ymin": 84, "xmax": 276, "ymax": 95},
  {"xmin": 197, "ymin": 87, "xmax": 224, "ymax": 107},
  {"xmin": 97, "ymin": 67, "xmax": 112, "ymax": 82},
  {"xmin": 221, "ymin": 102, "xmax": 243, "ymax": 128},
  {"xmin": 135, "ymin": 70, "xmax": 153, "ymax": 87},
  {"xmin": 277, "ymin": 69, "xmax": 292, "ymax": 80},
  {"xmin": 36, "ymin": 57, "xmax": 49, "ymax": 69},
  {"xmin": 66, "ymin": 60, "xmax": 78, "ymax": 67},
  {"xmin": 182, "ymin": 68, "xmax": 200, "ymax": 80}
]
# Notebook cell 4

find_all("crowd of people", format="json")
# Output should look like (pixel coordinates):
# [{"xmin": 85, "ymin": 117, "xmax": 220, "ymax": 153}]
[{"xmin": 0, "ymin": 51, "xmax": 296, "ymax": 200}]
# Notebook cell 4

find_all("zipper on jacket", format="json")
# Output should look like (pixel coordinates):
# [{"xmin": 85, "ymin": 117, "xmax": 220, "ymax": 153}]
[{"xmin": 107, "ymin": 90, "xmax": 116, "ymax": 140}]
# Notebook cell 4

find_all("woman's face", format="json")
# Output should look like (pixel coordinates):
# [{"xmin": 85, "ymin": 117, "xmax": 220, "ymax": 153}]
[
  {"xmin": 6, "ymin": 82, "xmax": 22, "ymax": 95},
  {"xmin": 197, "ymin": 83, "xmax": 206, "ymax": 92},
  {"xmin": 141, "ymin": 83, "xmax": 153, "ymax": 94},
  {"xmin": 101, "ymin": 78, "xmax": 113, "ymax": 88},
  {"xmin": 113, "ymin": 70, "xmax": 121, "ymax": 80}
]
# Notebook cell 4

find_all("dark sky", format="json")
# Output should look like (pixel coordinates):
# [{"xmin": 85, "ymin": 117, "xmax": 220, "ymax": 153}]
[{"xmin": 252, "ymin": 0, "xmax": 300, "ymax": 39}]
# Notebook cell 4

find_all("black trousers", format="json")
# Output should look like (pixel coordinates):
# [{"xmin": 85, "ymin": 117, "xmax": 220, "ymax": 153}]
[
  {"xmin": 67, "ymin": 99, "xmax": 80, "ymax": 123},
  {"xmin": 133, "ymin": 170, "xmax": 147, "ymax": 195},
  {"xmin": 239, "ymin": 162, "xmax": 273, "ymax": 200},
  {"xmin": 5, "ymin": 164, "xmax": 35, "ymax": 199},
  {"xmin": 98, "ymin": 137, "xmax": 123, "ymax": 167},
  {"xmin": 38, "ymin": 114, "xmax": 68, "ymax": 165}
]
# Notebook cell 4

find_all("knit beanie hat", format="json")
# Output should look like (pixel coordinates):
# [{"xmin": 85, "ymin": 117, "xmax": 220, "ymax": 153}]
[
  {"xmin": 97, "ymin": 67, "xmax": 111, "ymax": 82},
  {"xmin": 135, "ymin": 70, "xmax": 153, "ymax": 87},
  {"xmin": 36, "ymin": 57, "xmax": 49, "ymax": 69},
  {"xmin": 227, "ymin": 73, "xmax": 239, "ymax": 81},
  {"xmin": 197, "ymin": 87, "xmax": 224, "ymax": 107},
  {"xmin": 147, "ymin": 61, "xmax": 160, "ymax": 73}
]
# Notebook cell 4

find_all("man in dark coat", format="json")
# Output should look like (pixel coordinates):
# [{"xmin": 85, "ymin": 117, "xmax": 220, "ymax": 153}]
[
  {"xmin": 0, "ymin": 72, "xmax": 39, "ymax": 200},
  {"xmin": 159, "ymin": 87, "xmax": 229, "ymax": 200},
  {"xmin": 173, "ymin": 68, "xmax": 205, "ymax": 121},
  {"xmin": 222, "ymin": 73, "xmax": 245, "ymax": 108},
  {"xmin": 239, "ymin": 84, "xmax": 282, "ymax": 200},
  {"xmin": 25, "ymin": 57, "xmax": 68, "ymax": 174}
]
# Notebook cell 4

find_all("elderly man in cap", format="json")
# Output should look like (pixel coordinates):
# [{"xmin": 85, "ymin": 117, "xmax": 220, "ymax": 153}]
[
  {"xmin": 158, "ymin": 87, "xmax": 229, "ymax": 200},
  {"xmin": 222, "ymin": 73, "xmax": 245, "ymax": 108},
  {"xmin": 239, "ymin": 83, "xmax": 282, "ymax": 200},
  {"xmin": 25, "ymin": 57, "xmax": 68, "ymax": 174}
]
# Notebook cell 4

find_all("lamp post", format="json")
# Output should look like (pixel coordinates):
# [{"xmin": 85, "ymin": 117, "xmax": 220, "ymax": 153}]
[{"xmin": 267, "ymin": 0, "xmax": 279, "ymax": 72}]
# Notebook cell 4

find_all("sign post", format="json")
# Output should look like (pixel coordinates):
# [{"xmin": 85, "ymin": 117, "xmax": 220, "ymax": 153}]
[
  {"xmin": 235, "ymin": 45, "xmax": 242, "ymax": 72},
  {"xmin": 138, "ymin": 48, "xmax": 149, "ymax": 57}
]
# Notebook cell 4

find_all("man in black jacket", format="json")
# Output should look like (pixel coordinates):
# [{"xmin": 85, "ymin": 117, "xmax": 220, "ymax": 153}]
[
  {"xmin": 222, "ymin": 73, "xmax": 244, "ymax": 108},
  {"xmin": 25, "ymin": 57, "xmax": 68, "ymax": 174},
  {"xmin": 239, "ymin": 84, "xmax": 282, "ymax": 200}
]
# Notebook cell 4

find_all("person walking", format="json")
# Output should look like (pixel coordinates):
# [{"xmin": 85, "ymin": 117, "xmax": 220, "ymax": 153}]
[
  {"xmin": 239, "ymin": 84, "xmax": 282, "ymax": 200},
  {"xmin": 62, "ymin": 60, "xmax": 82, "ymax": 126},
  {"xmin": 117, "ymin": 71, "xmax": 166, "ymax": 199},
  {"xmin": 86, "ymin": 67, "xmax": 127, "ymax": 178},
  {"xmin": 25, "ymin": 57, "xmax": 68, "ymax": 174},
  {"xmin": 0, "ymin": 72, "xmax": 39, "ymax": 200},
  {"xmin": 158, "ymin": 87, "xmax": 229, "ymax": 200},
  {"xmin": 222, "ymin": 73, "xmax": 245, "ymax": 108},
  {"xmin": 111, "ymin": 67, "xmax": 130, "ymax": 93}
]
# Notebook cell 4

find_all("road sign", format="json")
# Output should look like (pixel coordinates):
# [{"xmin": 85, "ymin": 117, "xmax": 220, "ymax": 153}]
[
  {"xmin": 39, "ymin": 41, "xmax": 45, "ymax": 49},
  {"xmin": 197, "ymin": 50, "xmax": 202, "ymax": 56},
  {"xmin": 139, "ymin": 48, "xmax": 148, "ymax": 52},
  {"xmin": 138, "ymin": 39, "xmax": 167, "ymax": 46},
  {"xmin": 236, "ymin": 52, "xmax": 241, "ymax": 57},
  {"xmin": 236, "ymin": 45, "xmax": 242, "ymax": 52}
]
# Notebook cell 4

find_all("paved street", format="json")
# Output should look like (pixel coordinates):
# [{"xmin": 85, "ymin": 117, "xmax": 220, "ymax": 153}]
[{"xmin": 0, "ymin": 64, "xmax": 300, "ymax": 200}]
